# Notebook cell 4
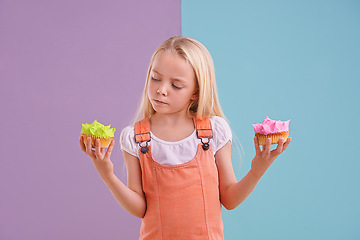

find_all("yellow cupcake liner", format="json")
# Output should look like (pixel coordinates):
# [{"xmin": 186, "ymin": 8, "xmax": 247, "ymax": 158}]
[
  {"xmin": 256, "ymin": 131, "xmax": 289, "ymax": 145},
  {"xmin": 81, "ymin": 134, "xmax": 113, "ymax": 148}
]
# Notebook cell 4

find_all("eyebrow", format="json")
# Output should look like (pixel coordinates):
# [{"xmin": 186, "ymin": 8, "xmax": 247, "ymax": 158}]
[
  {"xmin": 152, "ymin": 69, "xmax": 162, "ymax": 76},
  {"xmin": 152, "ymin": 69, "xmax": 186, "ymax": 83}
]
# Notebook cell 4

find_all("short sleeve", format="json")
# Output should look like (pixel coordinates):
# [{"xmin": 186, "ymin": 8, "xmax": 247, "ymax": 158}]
[
  {"xmin": 210, "ymin": 116, "xmax": 232, "ymax": 153},
  {"xmin": 120, "ymin": 125, "xmax": 139, "ymax": 158}
]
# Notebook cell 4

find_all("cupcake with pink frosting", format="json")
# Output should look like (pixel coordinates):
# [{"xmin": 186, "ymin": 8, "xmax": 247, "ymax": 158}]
[{"xmin": 252, "ymin": 117, "xmax": 290, "ymax": 145}]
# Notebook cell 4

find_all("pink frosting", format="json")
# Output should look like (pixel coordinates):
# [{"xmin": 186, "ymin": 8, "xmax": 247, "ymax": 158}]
[{"xmin": 252, "ymin": 116, "xmax": 290, "ymax": 135}]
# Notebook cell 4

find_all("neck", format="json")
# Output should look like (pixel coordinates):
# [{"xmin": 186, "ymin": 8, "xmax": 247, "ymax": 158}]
[
  {"xmin": 151, "ymin": 112, "xmax": 193, "ymax": 126},
  {"xmin": 150, "ymin": 111, "xmax": 196, "ymax": 142}
]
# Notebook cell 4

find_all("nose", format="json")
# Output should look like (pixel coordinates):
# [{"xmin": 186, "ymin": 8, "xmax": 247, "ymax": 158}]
[{"xmin": 157, "ymin": 83, "xmax": 168, "ymax": 96}]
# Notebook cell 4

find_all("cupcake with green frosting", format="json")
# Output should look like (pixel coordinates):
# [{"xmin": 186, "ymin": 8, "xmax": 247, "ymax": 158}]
[{"xmin": 81, "ymin": 120, "xmax": 116, "ymax": 148}]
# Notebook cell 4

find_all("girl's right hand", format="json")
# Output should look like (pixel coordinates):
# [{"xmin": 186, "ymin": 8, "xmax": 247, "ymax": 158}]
[{"xmin": 79, "ymin": 136, "xmax": 115, "ymax": 180}]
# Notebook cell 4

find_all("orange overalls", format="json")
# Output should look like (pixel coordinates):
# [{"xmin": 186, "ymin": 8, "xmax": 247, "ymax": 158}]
[{"xmin": 134, "ymin": 117, "xmax": 224, "ymax": 240}]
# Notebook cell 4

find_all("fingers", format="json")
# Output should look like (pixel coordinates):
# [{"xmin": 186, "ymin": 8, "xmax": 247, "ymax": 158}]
[
  {"xmin": 80, "ymin": 135, "xmax": 95, "ymax": 158},
  {"xmin": 95, "ymin": 139, "xmax": 102, "ymax": 159},
  {"xmin": 85, "ymin": 137, "xmax": 95, "ymax": 158},
  {"xmin": 254, "ymin": 137, "xmax": 261, "ymax": 155},
  {"xmin": 270, "ymin": 137, "xmax": 291, "ymax": 159},
  {"xmin": 282, "ymin": 137, "xmax": 292, "ymax": 152},
  {"xmin": 79, "ymin": 136, "xmax": 86, "ymax": 152},
  {"xmin": 81, "ymin": 136, "xmax": 115, "ymax": 161},
  {"xmin": 104, "ymin": 139, "xmax": 115, "ymax": 159},
  {"xmin": 274, "ymin": 138, "xmax": 285, "ymax": 155},
  {"xmin": 264, "ymin": 138, "xmax": 271, "ymax": 156}
]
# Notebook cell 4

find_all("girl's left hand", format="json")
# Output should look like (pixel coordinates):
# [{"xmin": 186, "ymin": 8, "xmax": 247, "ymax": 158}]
[{"xmin": 250, "ymin": 137, "xmax": 292, "ymax": 179}]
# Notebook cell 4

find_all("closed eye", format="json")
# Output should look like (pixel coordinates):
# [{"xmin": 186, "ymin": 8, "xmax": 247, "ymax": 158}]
[
  {"xmin": 151, "ymin": 77, "xmax": 160, "ymax": 81},
  {"xmin": 172, "ymin": 84, "xmax": 181, "ymax": 89}
]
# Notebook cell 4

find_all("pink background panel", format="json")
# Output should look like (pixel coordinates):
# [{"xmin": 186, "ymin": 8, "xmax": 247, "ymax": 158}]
[{"xmin": 0, "ymin": 1, "xmax": 180, "ymax": 239}]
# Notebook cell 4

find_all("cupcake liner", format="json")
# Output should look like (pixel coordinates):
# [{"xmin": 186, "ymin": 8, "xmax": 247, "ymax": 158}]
[
  {"xmin": 81, "ymin": 134, "xmax": 113, "ymax": 148},
  {"xmin": 256, "ymin": 131, "xmax": 289, "ymax": 145}
]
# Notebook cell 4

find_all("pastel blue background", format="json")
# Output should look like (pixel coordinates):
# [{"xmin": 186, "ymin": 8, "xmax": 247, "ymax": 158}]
[{"xmin": 182, "ymin": 1, "xmax": 360, "ymax": 239}]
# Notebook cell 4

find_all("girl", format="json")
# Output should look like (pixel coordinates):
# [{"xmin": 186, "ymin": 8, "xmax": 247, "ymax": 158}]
[{"xmin": 80, "ymin": 36, "xmax": 291, "ymax": 239}]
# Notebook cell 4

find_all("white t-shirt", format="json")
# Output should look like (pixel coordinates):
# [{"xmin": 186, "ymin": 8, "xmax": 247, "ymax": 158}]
[{"xmin": 120, "ymin": 116, "xmax": 232, "ymax": 165}]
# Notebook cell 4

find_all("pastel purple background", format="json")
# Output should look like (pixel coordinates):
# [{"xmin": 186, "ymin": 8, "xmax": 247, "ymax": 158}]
[{"xmin": 0, "ymin": 1, "xmax": 180, "ymax": 239}]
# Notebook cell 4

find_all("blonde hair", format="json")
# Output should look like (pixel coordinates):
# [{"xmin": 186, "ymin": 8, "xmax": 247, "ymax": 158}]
[{"xmin": 135, "ymin": 36, "xmax": 224, "ymax": 121}]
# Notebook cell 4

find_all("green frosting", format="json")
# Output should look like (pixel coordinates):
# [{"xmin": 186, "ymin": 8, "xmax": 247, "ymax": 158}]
[{"xmin": 81, "ymin": 120, "xmax": 116, "ymax": 138}]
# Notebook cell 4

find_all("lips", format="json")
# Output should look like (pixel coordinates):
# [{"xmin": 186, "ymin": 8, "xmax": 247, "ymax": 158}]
[{"xmin": 154, "ymin": 99, "xmax": 167, "ymax": 105}]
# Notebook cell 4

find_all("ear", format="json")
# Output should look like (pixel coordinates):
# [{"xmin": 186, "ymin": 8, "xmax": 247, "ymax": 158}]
[{"xmin": 191, "ymin": 89, "xmax": 199, "ymax": 100}]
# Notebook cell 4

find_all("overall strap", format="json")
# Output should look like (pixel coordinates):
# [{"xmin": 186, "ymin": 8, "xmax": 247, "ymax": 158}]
[
  {"xmin": 193, "ymin": 117, "xmax": 212, "ymax": 150},
  {"xmin": 134, "ymin": 118, "xmax": 151, "ymax": 153}
]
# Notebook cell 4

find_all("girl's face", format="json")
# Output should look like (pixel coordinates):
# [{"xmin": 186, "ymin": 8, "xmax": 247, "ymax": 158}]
[{"xmin": 148, "ymin": 52, "xmax": 198, "ymax": 116}]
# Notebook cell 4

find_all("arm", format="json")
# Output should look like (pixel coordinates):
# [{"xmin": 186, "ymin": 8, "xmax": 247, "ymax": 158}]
[
  {"xmin": 80, "ymin": 136, "xmax": 146, "ymax": 218},
  {"xmin": 103, "ymin": 150, "xmax": 146, "ymax": 218},
  {"xmin": 215, "ymin": 137, "xmax": 291, "ymax": 210}
]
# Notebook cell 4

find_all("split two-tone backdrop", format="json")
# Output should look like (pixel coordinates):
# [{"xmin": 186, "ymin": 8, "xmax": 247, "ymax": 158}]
[{"xmin": 1, "ymin": 0, "xmax": 359, "ymax": 239}]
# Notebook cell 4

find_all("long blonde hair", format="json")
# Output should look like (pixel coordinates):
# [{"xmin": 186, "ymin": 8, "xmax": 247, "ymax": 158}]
[{"xmin": 135, "ymin": 36, "xmax": 224, "ymax": 121}]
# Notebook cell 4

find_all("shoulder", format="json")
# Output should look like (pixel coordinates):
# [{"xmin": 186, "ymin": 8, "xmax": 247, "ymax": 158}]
[
  {"xmin": 210, "ymin": 116, "xmax": 229, "ymax": 127},
  {"xmin": 210, "ymin": 116, "xmax": 232, "ymax": 152},
  {"xmin": 120, "ymin": 124, "xmax": 138, "ymax": 158},
  {"xmin": 120, "ymin": 125, "xmax": 135, "ymax": 141},
  {"xmin": 210, "ymin": 116, "xmax": 232, "ymax": 136}
]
